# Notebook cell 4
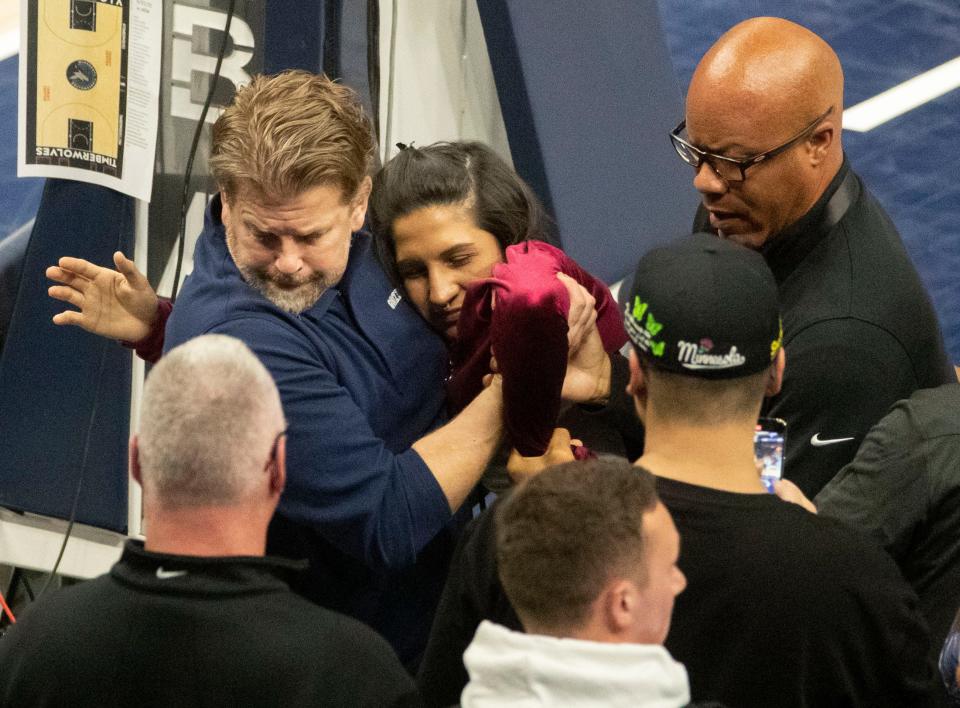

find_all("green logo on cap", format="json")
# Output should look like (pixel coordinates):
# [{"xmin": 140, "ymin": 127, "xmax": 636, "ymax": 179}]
[
  {"xmin": 628, "ymin": 296, "xmax": 666, "ymax": 358},
  {"xmin": 632, "ymin": 298, "xmax": 648, "ymax": 321},
  {"xmin": 645, "ymin": 313, "xmax": 663, "ymax": 337},
  {"xmin": 770, "ymin": 318, "xmax": 784, "ymax": 360}
]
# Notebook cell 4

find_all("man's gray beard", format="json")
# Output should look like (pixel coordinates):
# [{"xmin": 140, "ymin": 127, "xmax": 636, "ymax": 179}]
[{"xmin": 237, "ymin": 265, "xmax": 333, "ymax": 314}]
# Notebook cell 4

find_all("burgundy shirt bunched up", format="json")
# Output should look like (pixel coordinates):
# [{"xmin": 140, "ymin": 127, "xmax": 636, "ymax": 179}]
[{"xmin": 447, "ymin": 241, "xmax": 627, "ymax": 456}]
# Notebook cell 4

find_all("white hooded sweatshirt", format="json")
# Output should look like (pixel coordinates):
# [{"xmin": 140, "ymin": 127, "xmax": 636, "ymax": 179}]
[{"xmin": 460, "ymin": 621, "xmax": 691, "ymax": 707}]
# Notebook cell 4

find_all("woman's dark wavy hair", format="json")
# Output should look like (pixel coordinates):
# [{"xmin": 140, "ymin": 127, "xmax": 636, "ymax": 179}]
[{"xmin": 369, "ymin": 141, "xmax": 555, "ymax": 283}]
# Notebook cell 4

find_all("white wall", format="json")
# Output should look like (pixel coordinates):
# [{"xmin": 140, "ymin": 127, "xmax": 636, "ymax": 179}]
[
  {"xmin": 377, "ymin": 0, "xmax": 510, "ymax": 165},
  {"xmin": 0, "ymin": 0, "xmax": 19, "ymax": 61}
]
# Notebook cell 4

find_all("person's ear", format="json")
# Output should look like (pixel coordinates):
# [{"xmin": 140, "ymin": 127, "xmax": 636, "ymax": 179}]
[
  {"xmin": 766, "ymin": 347, "xmax": 786, "ymax": 397},
  {"xmin": 807, "ymin": 120, "xmax": 835, "ymax": 167},
  {"xmin": 349, "ymin": 176, "xmax": 372, "ymax": 232},
  {"xmin": 627, "ymin": 350, "xmax": 644, "ymax": 396},
  {"xmin": 627, "ymin": 350, "xmax": 649, "ymax": 417},
  {"xmin": 269, "ymin": 435, "xmax": 287, "ymax": 497},
  {"xmin": 129, "ymin": 435, "xmax": 143, "ymax": 487},
  {"xmin": 219, "ymin": 190, "xmax": 232, "ymax": 221},
  {"xmin": 601, "ymin": 578, "xmax": 637, "ymax": 636}
]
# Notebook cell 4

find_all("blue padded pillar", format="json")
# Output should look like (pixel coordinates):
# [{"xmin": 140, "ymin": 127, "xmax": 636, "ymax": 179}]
[
  {"xmin": 477, "ymin": 0, "xmax": 698, "ymax": 283},
  {"xmin": 0, "ymin": 181, "xmax": 134, "ymax": 532}
]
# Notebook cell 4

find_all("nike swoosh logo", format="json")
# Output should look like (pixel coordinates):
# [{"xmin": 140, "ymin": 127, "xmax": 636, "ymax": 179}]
[
  {"xmin": 810, "ymin": 433, "xmax": 855, "ymax": 447},
  {"xmin": 155, "ymin": 567, "xmax": 188, "ymax": 580}
]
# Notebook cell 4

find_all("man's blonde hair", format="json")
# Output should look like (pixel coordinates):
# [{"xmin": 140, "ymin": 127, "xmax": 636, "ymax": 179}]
[{"xmin": 210, "ymin": 70, "xmax": 375, "ymax": 203}]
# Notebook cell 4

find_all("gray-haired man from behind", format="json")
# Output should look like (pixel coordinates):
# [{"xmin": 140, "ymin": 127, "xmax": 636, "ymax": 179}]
[{"xmin": 0, "ymin": 335, "xmax": 421, "ymax": 708}]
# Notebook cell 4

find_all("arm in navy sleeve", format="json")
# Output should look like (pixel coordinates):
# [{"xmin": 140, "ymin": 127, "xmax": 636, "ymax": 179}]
[{"xmin": 215, "ymin": 315, "xmax": 455, "ymax": 573}]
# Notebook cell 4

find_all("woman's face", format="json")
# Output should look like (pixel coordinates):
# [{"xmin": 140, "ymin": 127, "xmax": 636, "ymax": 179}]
[{"xmin": 392, "ymin": 204, "xmax": 504, "ymax": 341}]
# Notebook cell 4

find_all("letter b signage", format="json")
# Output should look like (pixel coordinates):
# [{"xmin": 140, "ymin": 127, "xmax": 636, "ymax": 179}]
[{"xmin": 170, "ymin": 4, "xmax": 255, "ymax": 123}]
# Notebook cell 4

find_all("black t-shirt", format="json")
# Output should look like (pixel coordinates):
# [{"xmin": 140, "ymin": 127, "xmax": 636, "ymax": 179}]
[
  {"xmin": 660, "ymin": 476, "xmax": 938, "ymax": 708},
  {"xmin": 817, "ymin": 383, "xmax": 960, "ymax": 682},
  {"xmin": 416, "ymin": 499, "xmax": 520, "ymax": 708},
  {"xmin": 0, "ymin": 542, "xmax": 421, "ymax": 708},
  {"xmin": 418, "ymin": 476, "xmax": 939, "ymax": 708}
]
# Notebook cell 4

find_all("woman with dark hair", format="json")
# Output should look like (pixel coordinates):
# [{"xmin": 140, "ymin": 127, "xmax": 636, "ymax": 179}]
[
  {"xmin": 370, "ymin": 141, "xmax": 555, "ymax": 327},
  {"xmin": 368, "ymin": 141, "xmax": 629, "ymax": 459}
]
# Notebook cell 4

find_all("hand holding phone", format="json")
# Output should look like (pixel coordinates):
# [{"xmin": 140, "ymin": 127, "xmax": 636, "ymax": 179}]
[{"xmin": 754, "ymin": 417, "xmax": 786, "ymax": 493}]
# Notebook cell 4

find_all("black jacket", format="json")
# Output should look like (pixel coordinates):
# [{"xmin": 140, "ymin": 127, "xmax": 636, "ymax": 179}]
[
  {"xmin": 817, "ymin": 382, "xmax": 960, "ymax": 691},
  {"xmin": 419, "ymin": 479, "xmax": 939, "ymax": 708},
  {"xmin": 0, "ymin": 541, "xmax": 421, "ymax": 708},
  {"xmin": 694, "ymin": 159, "xmax": 953, "ymax": 496}
]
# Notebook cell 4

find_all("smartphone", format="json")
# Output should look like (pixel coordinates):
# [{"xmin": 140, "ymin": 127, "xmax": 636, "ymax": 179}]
[{"xmin": 754, "ymin": 417, "xmax": 787, "ymax": 493}]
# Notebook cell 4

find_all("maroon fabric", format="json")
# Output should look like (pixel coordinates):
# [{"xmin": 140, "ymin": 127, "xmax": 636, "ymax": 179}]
[
  {"xmin": 572, "ymin": 444, "xmax": 596, "ymax": 460},
  {"xmin": 120, "ymin": 297, "xmax": 171, "ymax": 364},
  {"xmin": 447, "ymin": 241, "xmax": 627, "ymax": 456}
]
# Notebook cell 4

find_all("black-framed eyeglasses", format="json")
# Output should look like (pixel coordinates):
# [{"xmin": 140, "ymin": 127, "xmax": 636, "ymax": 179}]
[{"xmin": 669, "ymin": 107, "xmax": 833, "ymax": 183}]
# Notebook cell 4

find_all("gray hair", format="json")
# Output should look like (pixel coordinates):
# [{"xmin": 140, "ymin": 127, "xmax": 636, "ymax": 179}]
[{"xmin": 137, "ymin": 334, "xmax": 285, "ymax": 507}]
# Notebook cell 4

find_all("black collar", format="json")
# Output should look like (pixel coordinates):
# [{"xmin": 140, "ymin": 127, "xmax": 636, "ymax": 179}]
[
  {"xmin": 111, "ymin": 539, "xmax": 308, "ymax": 594},
  {"xmin": 760, "ymin": 157, "xmax": 859, "ymax": 284}
]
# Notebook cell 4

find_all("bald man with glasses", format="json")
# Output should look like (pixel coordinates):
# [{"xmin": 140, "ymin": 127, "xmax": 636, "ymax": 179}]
[{"xmin": 669, "ymin": 17, "xmax": 953, "ymax": 496}]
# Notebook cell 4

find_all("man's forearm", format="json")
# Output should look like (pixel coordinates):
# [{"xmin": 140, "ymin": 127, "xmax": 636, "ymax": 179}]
[{"xmin": 413, "ymin": 379, "xmax": 504, "ymax": 512}]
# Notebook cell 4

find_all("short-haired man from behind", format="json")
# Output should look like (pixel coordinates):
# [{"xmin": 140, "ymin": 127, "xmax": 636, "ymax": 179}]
[
  {"xmin": 625, "ymin": 234, "xmax": 937, "ymax": 707},
  {"xmin": 0, "ymin": 335, "xmax": 420, "ymax": 708},
  {"xmin": 460, "ymin": 458, "xmax": 693, "ymax": 708}
]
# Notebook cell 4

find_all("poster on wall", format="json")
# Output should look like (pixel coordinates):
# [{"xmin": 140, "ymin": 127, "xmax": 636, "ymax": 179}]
[{"xmin": 17, "ymin": 0, "xmax": 162, "ymax": 201}]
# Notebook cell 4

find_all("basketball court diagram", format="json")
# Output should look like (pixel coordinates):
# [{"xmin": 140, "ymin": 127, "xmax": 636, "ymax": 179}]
[
  {"xmin": 17, "ymin": 0, "xmax": 161, "ymax": 201},
  {"xmin": 24, "ymin": 0, "xmax": 127, "ymax": 177}
]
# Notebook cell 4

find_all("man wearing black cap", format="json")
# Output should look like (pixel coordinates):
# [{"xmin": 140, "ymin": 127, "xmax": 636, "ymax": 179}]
[
  {"xmin": 416, "ymin": 234, "xmax": 940, "ymax": 708},
  {"xmin": 624, "ymin": 233, "xmax": 937, "ymax": 708}
]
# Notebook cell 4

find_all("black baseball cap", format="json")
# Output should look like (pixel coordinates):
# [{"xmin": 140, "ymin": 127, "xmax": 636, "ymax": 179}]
[{"xmin": 622, "ymin": 233, "xmax": 782, "ymax": 379}]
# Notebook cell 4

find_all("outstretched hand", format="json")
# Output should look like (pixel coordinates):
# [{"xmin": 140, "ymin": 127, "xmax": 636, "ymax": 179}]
[{"xmin": 47, "ymin": 251, "xmax": 159, "ymax": 342}]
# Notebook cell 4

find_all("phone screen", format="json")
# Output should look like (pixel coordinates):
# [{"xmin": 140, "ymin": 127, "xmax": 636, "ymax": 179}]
[{"xmin": 754, "ymin": 417, "xmax": 786, "ymax": 493}]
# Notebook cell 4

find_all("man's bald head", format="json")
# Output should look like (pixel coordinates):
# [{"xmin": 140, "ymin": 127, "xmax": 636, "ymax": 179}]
[
  {"xmin": 691, "ymin": 17, "xmax": 843, "ymax": 134},
  {"xmin": 682, "ymin": 18, "xmax": 845, "ymax": 248}
]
